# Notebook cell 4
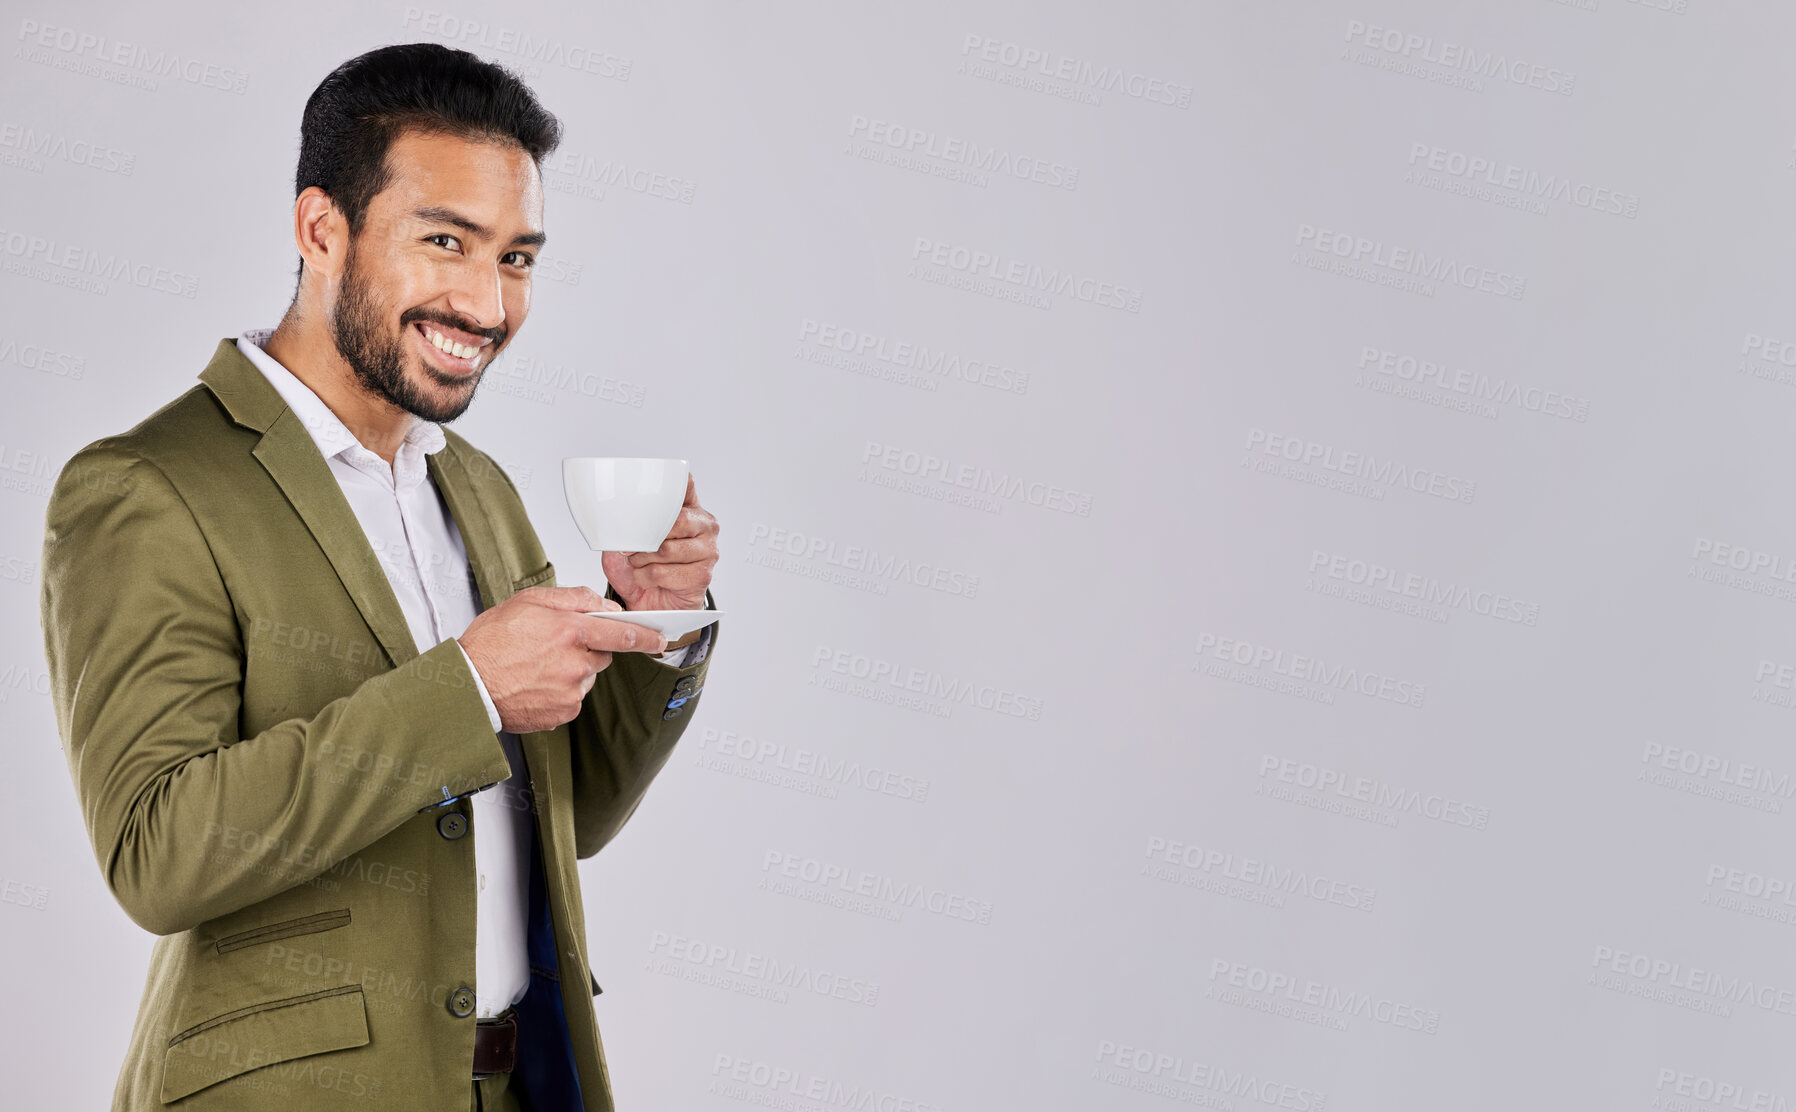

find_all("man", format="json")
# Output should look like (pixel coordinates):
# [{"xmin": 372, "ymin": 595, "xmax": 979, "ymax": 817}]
[{"xmin": 38, "ymin": 43, "xmax": 719, "ymax": 1111}]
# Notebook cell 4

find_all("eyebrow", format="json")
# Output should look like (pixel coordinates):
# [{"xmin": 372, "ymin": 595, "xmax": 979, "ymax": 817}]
[{"xmin": 410, "ymin": 204, "xmax": 547, "ymax": 248}]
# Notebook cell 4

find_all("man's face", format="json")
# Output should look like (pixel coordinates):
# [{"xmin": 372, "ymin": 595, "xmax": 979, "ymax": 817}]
[{"xmin": 329, "ymin": 128, "xmax": 546, "ymax": 423}]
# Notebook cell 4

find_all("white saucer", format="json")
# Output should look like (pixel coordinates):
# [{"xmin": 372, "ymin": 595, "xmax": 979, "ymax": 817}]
[{"xmin": 582, "ymin": 609, "xmax": 723, "ymax": 639}]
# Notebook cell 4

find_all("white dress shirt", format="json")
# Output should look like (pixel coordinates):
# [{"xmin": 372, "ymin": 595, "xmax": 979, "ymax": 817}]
[{"xmin": 235, "ymin": 327, "xmax": 703, "ymax": 1016}]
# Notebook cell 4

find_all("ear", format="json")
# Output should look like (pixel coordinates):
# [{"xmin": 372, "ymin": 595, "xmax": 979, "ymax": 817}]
[{"xmin": 293, "ymin": 186, "xmax": 349, "ymax": 285}]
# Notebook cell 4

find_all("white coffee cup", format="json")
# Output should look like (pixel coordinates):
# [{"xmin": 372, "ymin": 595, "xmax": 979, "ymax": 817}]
[{"xmin": 562, "ymin": 457, "xmax": 688, "ymax": 551}]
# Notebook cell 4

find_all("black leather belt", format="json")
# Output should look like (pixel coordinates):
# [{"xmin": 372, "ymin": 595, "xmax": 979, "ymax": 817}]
[{"xmin": 473, "ymin": 1009, "xmax": 519, "ymax": 1079}]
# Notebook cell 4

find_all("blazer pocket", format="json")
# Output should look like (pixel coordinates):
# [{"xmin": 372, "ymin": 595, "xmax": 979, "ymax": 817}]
[
  {"xmin": 512, "ymin": 561, "xmax": 556, "ymax": 592},
  {"xmin": 161, "ymin": 984, "xmax": 369, "ymax": 1103},
  {"xmin": 214, "ymin": 908, "xmax": 351, "ymax": 954}
]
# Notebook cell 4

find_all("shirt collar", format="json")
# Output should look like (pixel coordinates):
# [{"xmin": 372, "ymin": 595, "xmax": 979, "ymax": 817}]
[{"xmin": 236, "ymin": 327, "xmax": 446, "ymax": 482}]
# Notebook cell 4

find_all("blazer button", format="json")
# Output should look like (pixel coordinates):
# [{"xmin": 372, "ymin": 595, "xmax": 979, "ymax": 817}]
[
  {"xmin": 673, "ymin": 676, "xmax": 696, "ymax": 695},
  {"xmin": 448, "ymin": 988, "xmax": 475, "ymax": 1018},
  {"xmin": 437, "ymin": 812, "xmax": 468, "ymax": 840}
]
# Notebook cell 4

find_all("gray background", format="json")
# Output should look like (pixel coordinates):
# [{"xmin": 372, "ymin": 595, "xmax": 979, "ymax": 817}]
[{"xmin": 4, "ymin": 0, "xmax": 1788, "ymax": 1107}]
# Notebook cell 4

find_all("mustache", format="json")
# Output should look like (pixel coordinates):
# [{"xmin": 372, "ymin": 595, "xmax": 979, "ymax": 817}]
[{"xmin": 401, "ymin": 310, "xmax": 505, "ymax": 346}]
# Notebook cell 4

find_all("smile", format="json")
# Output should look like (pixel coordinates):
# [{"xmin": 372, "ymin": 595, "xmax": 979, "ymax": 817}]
[{"xmin": 412, "ymin": 321, "xmax": 491, "ymax": 372}]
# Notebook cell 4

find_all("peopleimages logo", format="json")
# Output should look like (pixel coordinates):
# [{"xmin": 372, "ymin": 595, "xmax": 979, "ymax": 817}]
[
  {"xmin": 400, "ymin": 7, "xmax": 631, "ymax": 80},
  {"xmin": 847, "ymin": 115, "xmax": 1079, "ymax": 190},
  {"xmin": 759, "ymin": 849, "xmax": 995, "ymax": 925},
  {"xmin": 697, "ymin": 727, "xmax": 931, "ymax": 803},
  {"xmin": 1195, "ymin": 632, "xmax": 1427, "ymax": 708},
  {"xmin": 648, "ymin": 930, "xmax": 880, "ymax": 1007},
  {"xmin": 0, "ymin": 226, "xmax": 199, "ymax": 299},
  {"xmin": 1406, "ymin": 143, "xmax": 1638, "ymax": 217},
  {"xmin": 1591, "ymin": 945, "xmax": 1796, "ymax": 1018},
  {"xmin": 1754, "ymin": 659, "xmax": 1796, "ymax": 709},
  {"xmin": 0, "ymin": 440, "xmax": 58, "ymax": 498},
  {"xmin": 0, "ymin": 553, "xmax": 38, "ymax": 587},
  {"xmin": 798, "ymin": 319, "xmax": 1029, "ymax": 395},
  {"xmin": 0, "ymin": 877, "xmax": 48, "ymax": 911},
  {"xmin": 810, "ymin": 644, "xmax": 1044, "ymax": 721},
  {"xmin": 1294, "ymin": 223, "xmax": 1526, "ymax": 300},
  {"xmin": 747, "ymin": 523, "xmax": 980, "ymax": 598},
  {"xmin": 1208, "ymin": 959, "xmax": 1443, "ymax": 1034},
  {"xmin": 1091, "ymin": 1040, "xmax": 1329, "ymax": 1111},
  {"xmin": 1653, "ymin": 1068, "xmax": 1792, "ymax": 1112},
  {"xmin": 485, "ymin": 351, "xmax": 646, "ymax": 408},
  {"xmin": 958, "ymin": 33, "xmax": 1193, "ymax": 108},
  {"xmin": 860, "ymin": 440, "xmax": 1095, "ymax": 517},
  {"xmin": 1688, "ymin": 536, "xmax": 1796, "ymax": 605},
  {"xmin": 0, "ymin": 337, "xmax": 84, "ymax": 380},
  {"xmin": 1692, "ymin": 536, "xmax": 1796, "ymax": 576},
  {"xmin": 1357, "ymin": 346, "xmax": 1589, "ymax": 422},
  {"xmin": 0, "ymin": 661, "xmax": 50, "ymax": 702},
  {"xmin": 911, "ymin": 236, "xmax": 1143, "ymax": 312},
  {"xmin": 1343, "ymin": 20, "xmax": 1576, "ymax": 94},
  {"xmin": 1308, "ymin": 549, "xmax": 1540, "ymax": 626},
  {"xmin": 1258, "ymin": 756, "xmax": 1490, "ymax": 829},
  {"xmin": 1738, "ymin": 333, "xmax": 1796, "ymax": 392},
  {"xmin": 1744, "ymin": 333, "xmax": 1796, "ymax": 367},
  {"xmin": 1144, "ymin": 835, "xmax": 1376, "ymax": 912},
  {"xmin": 1245, "ymin": 427, "xmax": 1476, "ymax": 504},
  {"xmin": 1705, "ymin": 864, "xmax": 1796, "ymax": 910},
  {"xmin": 540, "ymin": 148, "xmax": 696, "ymax": 204},
  {"xmin": 0, "ymin": 121, "xmax": 135, "ymax": 175},
  {"xmin": 709, "ymin": 1055, "xmax": 940, "ymax": 1112},
  {"xmin": 15, "ymin": 19, "xmax": 249, "ymax": 93},
  {"xmin": 1641, "ymin": 743, "xmax": 1796, "ymax": 801}
]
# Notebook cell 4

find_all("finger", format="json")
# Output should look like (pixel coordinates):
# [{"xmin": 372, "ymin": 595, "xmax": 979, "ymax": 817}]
[
  {"xmin": 662, "ymin": 505, "xmax": 716, "ymax": 541},
  {"xmin": 628, "ymin": 562, "xmax": 714, "ymax": 595},
  {"xmin": 627, "ymin": 537, "xmax": 715, "ymax": 567},
  {"xmin": 577, "ymin": 614, "xmax": 669, "ymax": 654},
  {"xmin": 533, "ymin": 585, "xmax": 615, "ymax": 612},
  {"xmin": 683, "ymin": 472, "xmax": 698, "ymax": 508}
]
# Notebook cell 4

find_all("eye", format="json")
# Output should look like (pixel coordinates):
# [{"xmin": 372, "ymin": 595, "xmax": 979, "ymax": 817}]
[
  {"xmin": 426, "ymin": 233, "xmax": 461, "ymax": 252},
  {"xmin": 504, "ymin": 251, "xmax": 536, "ymax": 269}
]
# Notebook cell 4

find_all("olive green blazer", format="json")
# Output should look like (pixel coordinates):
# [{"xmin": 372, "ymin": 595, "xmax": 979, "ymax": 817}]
[{"xmin": 39, "ymin": 338, "xmax": 716, "ymax": 1110}]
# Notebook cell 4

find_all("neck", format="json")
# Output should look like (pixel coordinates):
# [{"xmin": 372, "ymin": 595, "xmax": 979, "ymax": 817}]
[{"xmin": 263, "ymin": 309, "xmax": 412, "ymax": 466}]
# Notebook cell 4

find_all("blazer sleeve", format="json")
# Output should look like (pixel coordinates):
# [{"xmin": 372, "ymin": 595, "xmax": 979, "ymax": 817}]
[
  {"xmin": 39, "ymin": 443, "xmax": 513, "ymax": 936},
  {"xmin": 567, "ymin": 586, "xmax": 718, "ymax": 859}
]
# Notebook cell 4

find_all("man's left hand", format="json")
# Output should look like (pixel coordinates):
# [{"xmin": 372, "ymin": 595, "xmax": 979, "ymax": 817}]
[{"xmin": 601, "ymin": 473, "xmax": 719, "ymax": 611}]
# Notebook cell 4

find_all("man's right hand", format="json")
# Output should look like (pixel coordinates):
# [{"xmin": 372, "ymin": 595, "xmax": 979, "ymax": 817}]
[{"xmin": 458, "ymin": 586, "xmax": 668, "ymax": 734}]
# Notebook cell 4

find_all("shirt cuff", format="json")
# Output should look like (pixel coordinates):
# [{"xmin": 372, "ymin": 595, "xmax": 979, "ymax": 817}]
[
  {"xmin": 455, "ymin": 639, "xmax": 505, "ymax": 733},
  {"xmin": 658, "ymin": 629, "xmax": 705, "ymax": 667},
  {"xmin": 651, "ymin": 594, "xmax": 715, "ymax": 667}
]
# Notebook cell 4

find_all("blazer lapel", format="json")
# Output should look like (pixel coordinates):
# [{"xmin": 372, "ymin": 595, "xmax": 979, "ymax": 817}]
[
  {"xmin": 423, "ymin": 407, "xmax": 565, "ymax": 820},
  {"xmin": 197, "ymin": 338, "xmax": 426, "ymax": 670},
  {"xmin": 426, "ymin": 444, "xmax": 511, "ymax": 613},
  {"xmin": 425, "ymin": 438, "xmax": 572, "ymax": 807}
]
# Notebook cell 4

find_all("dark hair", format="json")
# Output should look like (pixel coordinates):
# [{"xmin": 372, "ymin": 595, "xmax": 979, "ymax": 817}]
[{"xmin": 290, "ymin": 42, "xmax": 562, "ymax": 294}]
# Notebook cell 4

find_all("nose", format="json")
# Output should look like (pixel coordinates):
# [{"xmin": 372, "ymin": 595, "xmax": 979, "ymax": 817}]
[{"xmin": 446, "ymin": 257, "xmax": 506, "ymax": 337}]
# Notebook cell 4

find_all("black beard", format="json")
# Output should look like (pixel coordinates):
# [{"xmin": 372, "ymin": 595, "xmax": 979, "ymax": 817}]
[{"xmin": 331, "ymin": 242, "xmax": 480, "ymax": 424}]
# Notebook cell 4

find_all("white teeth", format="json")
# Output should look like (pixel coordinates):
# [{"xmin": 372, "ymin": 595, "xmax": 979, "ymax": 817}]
[{"xmin": 423, "ymin": 326, "xmax": 478, "ymax": 361}]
